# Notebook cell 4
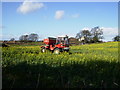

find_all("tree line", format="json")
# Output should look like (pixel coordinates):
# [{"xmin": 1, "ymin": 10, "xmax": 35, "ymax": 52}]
[
  {"xmin": 76, "ymin": 26, "xmax": 103, "ymax": 43},
  {"xmin": 10, "ymin": 26, "xmax": 119, "ymax": 43},
  {"xmin": 19, "ymin": 33, "xmax": 39, "ymax": 42}
]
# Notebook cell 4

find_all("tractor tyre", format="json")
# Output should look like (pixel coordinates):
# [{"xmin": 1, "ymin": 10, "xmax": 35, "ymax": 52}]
[
  {"xmin": 65, "ymin": 49, "xmax": 69, "ymax": 52},
  {"xmin": 41, "ymin": 48, "xmax": 46, "ymax": 53},
  {"xmin": 53, "ymin": 48, "xmax": 61, "ymax": 54}
]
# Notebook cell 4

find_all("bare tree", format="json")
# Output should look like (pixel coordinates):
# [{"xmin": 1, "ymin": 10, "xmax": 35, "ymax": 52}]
[
  {"xmin": 76, "ymin": 26, "xmax": 104, "ymax": 43},
  {"xmin": 90, "ymin": 26, "xmax": 103, "ymax": 42},
  {"xmin": 28, "ymin": 33, "xmax": 39, "ymax": 42},
  {"xmin": 113, "ymin": 35, "xmax": 120, "ymax": 41},
  {"xmin": 19, "ymin": 35, "xmax": 28, "ymax": 41},
  {"xmin": 19, "ymin": 33, "xmax": 39, "ymax": 42},
  {"xmin": 76, "ymin": 30, "xmax": 91, "ymax": 43},
  {"xmin": 10, "ymin": 38, "xmax": 15, "ymax": 41}
]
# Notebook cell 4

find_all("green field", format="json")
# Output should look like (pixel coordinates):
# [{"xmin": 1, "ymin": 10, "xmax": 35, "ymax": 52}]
[{"xmin": 2, "ymin": 42, "xmax": 120, "ymax": 88}]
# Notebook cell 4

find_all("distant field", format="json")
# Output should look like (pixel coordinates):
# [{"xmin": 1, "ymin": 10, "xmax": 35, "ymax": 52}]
[{"xmin": 2, "ymin": 42, "xmax": 120, "ymax": 88}]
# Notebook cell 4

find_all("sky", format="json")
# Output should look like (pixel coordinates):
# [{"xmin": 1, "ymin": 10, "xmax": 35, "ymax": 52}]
[{"xmin": 1, "ymin": 1, "xmax": 118, "ymax": 41}]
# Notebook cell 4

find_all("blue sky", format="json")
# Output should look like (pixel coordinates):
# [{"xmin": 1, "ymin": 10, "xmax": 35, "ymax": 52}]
[{"xmin": 2, "ymin": 2, "xmax": 118, "ymax": 41}]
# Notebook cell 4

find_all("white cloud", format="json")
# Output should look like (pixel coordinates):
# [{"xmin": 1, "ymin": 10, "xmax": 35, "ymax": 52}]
[
  {"xmin": 72, "ymin": 14, "xmax": 80, "ymax": 18},
  {"xmin": 55, "ymin": 10, "xmax": 64, "ymax": 20},
  {"xmin": 0, "ymin": 34, "xmax": 17, "ymax": 40},
  {"xmin": 0, "ymin": 25, "xmax": 5, "ymax": 30},
  {"xmin": 82, "ymin": 27, "xmax": 91, "ymax": 30},
  {"xmin": 101, "ymin": 27, "xmax": 118, "ymax": 41},
  {"xmin": 17, "ymin": 0, "xmax": 44, "ymax": 14},
  {"xmin": 101, "ymin": 27, "xmax": 118, "ymax": 36}
]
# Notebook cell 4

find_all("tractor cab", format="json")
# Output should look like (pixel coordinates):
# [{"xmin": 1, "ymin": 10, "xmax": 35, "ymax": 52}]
[
  {"xmin": 41, "ymin": 35, "xmax": 70, "ymax": 54},
  {"xmin": 56, "ymin": 35, "xmax": 69, "ymax": 45}
]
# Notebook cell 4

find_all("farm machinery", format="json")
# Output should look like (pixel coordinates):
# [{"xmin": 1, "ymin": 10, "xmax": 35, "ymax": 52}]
[{"xmin": 41, "ymin": 35, "xmax": 70, "ymax": 54}]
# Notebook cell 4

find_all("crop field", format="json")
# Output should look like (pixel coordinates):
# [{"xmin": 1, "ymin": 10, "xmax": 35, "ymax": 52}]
[{"xmin": 2, "ymin": 42, "xmax": 120, "ymax": 88}]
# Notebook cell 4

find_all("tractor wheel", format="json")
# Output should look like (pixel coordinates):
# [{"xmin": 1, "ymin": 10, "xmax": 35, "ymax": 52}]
[
  {"xmin": 41, "ymin": 48, "xmax": 46, "ymax": 53},
  {"xmin": 65, "ymin": 49, "xmax": 69, "ymax": 52},
  {"xmin": 53, "ymin": 48, "xmax": 61, "ymax": 54}
]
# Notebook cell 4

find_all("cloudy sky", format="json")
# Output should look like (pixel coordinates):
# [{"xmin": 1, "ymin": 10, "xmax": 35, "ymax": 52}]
[{"xmin": 2, "ymin": 1, "xmax": 118, "ymax": 41}]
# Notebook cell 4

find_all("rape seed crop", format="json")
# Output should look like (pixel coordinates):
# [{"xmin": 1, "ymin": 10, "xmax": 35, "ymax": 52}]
[{"xmin": 2, "ymin": 42, "xmax": 120, "ymax": 88}]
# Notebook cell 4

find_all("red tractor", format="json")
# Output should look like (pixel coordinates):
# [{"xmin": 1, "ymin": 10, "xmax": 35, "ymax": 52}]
[{"xmin": 41, "ymin": 35, "xmax": 69, "ymax": 54}]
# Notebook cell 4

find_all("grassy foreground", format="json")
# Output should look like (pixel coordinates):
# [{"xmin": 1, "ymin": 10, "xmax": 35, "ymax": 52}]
[{"xmin": 2, "ymin": 42, "xmax": 120, "ymax": 88}]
